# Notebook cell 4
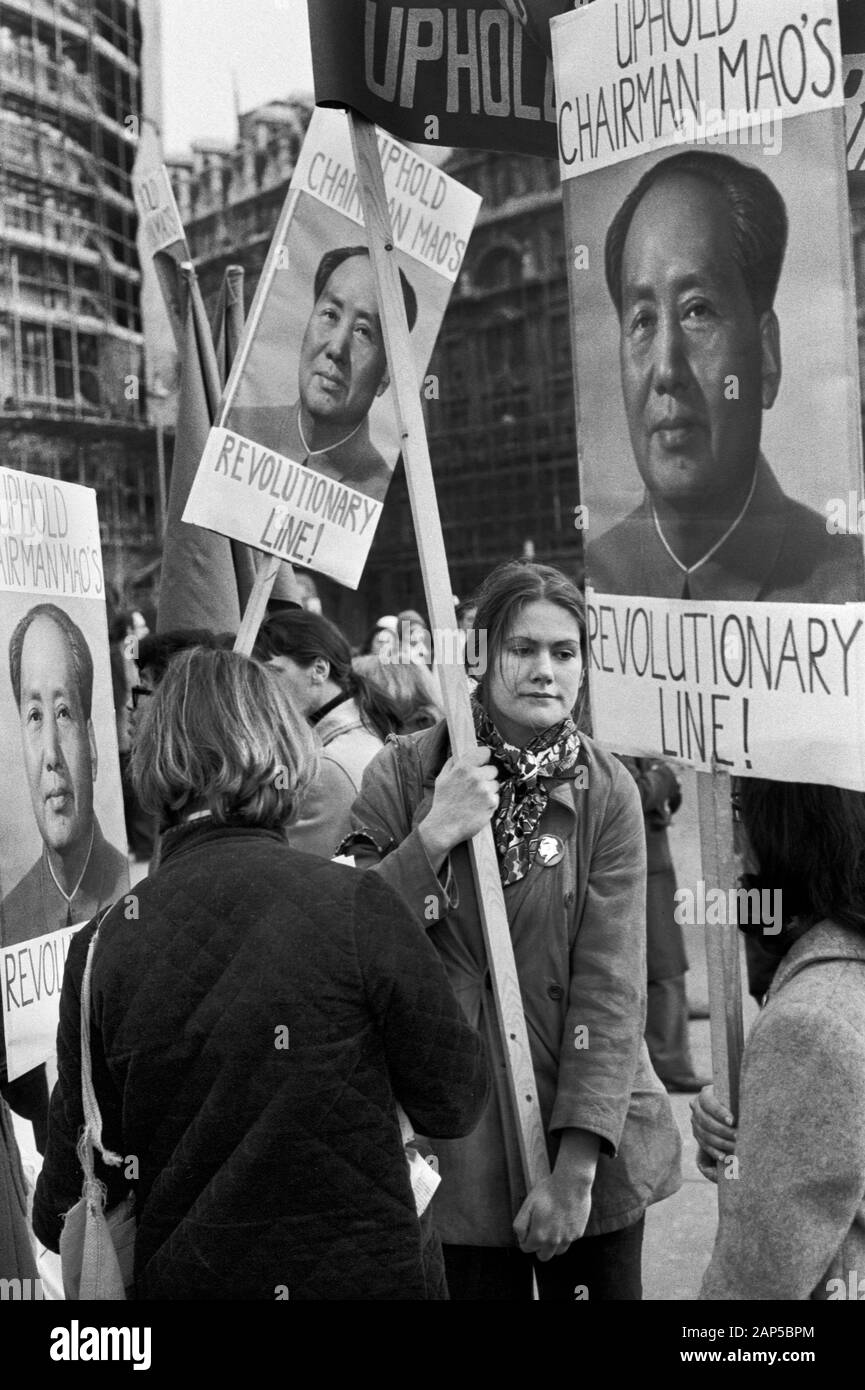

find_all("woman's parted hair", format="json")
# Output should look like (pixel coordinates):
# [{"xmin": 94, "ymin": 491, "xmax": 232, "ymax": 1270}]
[
  {"xmin": 472, "ymin": 560, "xmax": 588, "ymax": 721},
  {"xmin": 352, "ymin": 653, "xmax": 444, "ymax": 733},
  {"xmin": 131, "ymin": 646, "xmax": 316, "ymax": 829},
  {"xmin": 737, "ymin": 778, "xmax": 865, "ymax": 937}
]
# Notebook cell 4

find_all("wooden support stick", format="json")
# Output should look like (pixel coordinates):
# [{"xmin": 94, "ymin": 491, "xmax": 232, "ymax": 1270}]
[
  {"xmin": 233, "ymin": 559, "xmax": 283, "ymax": 656},
  {"xmin": 697, "ymin": 769, "xmax": 745, "ymax": 1197},
  {"xmin": 349, "ymin": 113, "xmax": 550, "ymax": 1192}
]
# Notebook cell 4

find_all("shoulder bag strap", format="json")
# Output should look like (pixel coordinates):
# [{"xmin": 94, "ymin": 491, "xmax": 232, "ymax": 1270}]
[{"xmin": 78, "ymin": 912, "xmax": 123, "ymax": 1187}]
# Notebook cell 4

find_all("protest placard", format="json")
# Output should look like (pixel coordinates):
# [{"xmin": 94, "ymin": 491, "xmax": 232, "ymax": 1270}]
[
  {"xmin": 132, "ymin": 164, "xmax": 190, "ymax": 348},
  {"xmin": 307, "ymin": 1, "xmax": 865, "ymax": 160},
  {"xmin": 589, "ymin": 593, "xmax": 865, "ymax": 786},
  {"xmin": 182, "ymin": 107, "xmax": 480, "ymax": 590},
  {"xmin": 309, "ymin": 0, "xmax": 558, "ymax": 156},
  {"xmin": 133, "ymin": 164, "xmax": 186, "ymax": 256},
  {"xmin": 552, "ymin": 0, "xmax": 865, "ymax": 785},
  {"xmin": 0, "ymin": 468, "xmax": 128, "ymax": 1080}
]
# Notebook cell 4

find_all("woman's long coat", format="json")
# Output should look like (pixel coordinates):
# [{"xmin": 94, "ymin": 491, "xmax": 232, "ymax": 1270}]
[{"xmin": 345, "ymin": 723, "xmax": 682, "ymax": 1246}]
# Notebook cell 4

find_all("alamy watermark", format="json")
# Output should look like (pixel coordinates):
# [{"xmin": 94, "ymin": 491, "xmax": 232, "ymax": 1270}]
[
  {"xmin": 674, "ymin": 882, "xmax": 782, "ymax": 934},
  {"xmin": 376, "ymin": 622, "xmax": 488, "ymax": 674},
  {"xmin": 1, "ymin": 1277, "xmax": 44, "ymax": 1300},
  {"xmin": 826, "ymin": 492, "xmax": 865, "ymax": 535},
  {"xmin": 672, "ymin": 104, "xmax": 783, "ymax": 157},
  {"xmin": 49, "ymin": 1322, "xmax": 151, "ymax": 1370},
  {"xmin": 825, "ymin": 1271, "xmax": 865, "ymax": 1300}
]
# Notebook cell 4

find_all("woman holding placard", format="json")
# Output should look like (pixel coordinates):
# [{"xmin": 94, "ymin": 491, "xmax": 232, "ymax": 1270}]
[{"xmin": 341, "ymin": 560, "xmax": 682, "ymax": 1300}]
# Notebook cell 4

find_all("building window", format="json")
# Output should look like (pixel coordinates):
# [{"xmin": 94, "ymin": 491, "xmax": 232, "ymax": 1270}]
[
  {"xmin": 21, "ymin": 326, "xmax": 50, "ymax": 400},
  {"xmin": 78, "ymin": 334, "xmax": 101, "ymax": 409},
  {"xmin": 475, "ymin": 245, "xmax": 524, "ymax": 292}
]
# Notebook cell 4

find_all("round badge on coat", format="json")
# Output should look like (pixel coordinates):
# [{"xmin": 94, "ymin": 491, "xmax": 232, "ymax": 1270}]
[{"xmin": 533, "ymin": 834, "xmax": 564, "ymax": 867}]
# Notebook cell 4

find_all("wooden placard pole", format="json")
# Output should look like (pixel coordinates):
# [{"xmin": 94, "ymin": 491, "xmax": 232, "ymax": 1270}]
[
  {"xmin": 696, "ymin": 769, "xmax": 745, "ymax": 1199},
  {"xmin": 233, "ymin": 558, "xmax": 285, "ymax": 654},
  {"xmin": 348, "ymin": 113, "xmax": 550, "ymax": 1195}
]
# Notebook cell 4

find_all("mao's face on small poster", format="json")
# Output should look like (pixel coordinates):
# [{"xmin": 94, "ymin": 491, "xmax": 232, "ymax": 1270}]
[
  {"xmin": 225, "ymin": 193, "xmax": 444, "ymax": 512},
  {"xmin": 0, "ymin": 468, "xmax": 128, "ymax": 1079},
  {"xmin": 0, "ymin": 593, "xmax": 127, "ymax": 949}
]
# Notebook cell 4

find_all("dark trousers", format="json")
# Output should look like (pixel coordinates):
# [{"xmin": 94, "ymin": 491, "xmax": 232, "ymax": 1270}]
[
  {"xmin": 645, "ymin": 974, "xmax": 695, "ymax": 1083},
  {"xmin": 443, "ymin": 1216, "xmax": 644, "ymax": 1301}
]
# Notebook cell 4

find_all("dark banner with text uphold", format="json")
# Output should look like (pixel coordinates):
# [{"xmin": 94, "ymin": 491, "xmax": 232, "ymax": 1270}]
[
  {"xmin": 308, "ymin": 0, "xmax": 559, "ymax": 156},
  {"xmin": 308, "ymin": 1, "xmax": 865, "ymax": 159}
]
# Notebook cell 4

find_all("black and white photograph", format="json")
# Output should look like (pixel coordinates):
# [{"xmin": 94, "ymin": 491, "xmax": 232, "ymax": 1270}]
[{"xmin": 2, "ymin": 0, "xmax": 865, "ymax": 1360}]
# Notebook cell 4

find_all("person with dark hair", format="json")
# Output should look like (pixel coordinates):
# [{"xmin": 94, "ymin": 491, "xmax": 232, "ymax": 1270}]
[
  {"xmin": 341, "ymin": 560, "xmax": 682, "ymax": 1301},
  {"xmin": 134, "ymin": 628, "xmax": 236, "ymax": 692},
  {"xmin": 2, "ymin": 603, "xmax": 127, "ymax": 949},
  {"xmin": 590, "ymin": 149, "xmax": 865, "ymax": 603},
  {"xmin": 361, "ymin": 614, "xmax": 400, "ymax": 661},
  {"xmin": 255, "ymin": 610, "xmax": 401, "ymax": 858},
  {"xmin": 693, "ymin": 778, "xmax": 865, "ymax": 1300},
  {"xmin": 229, "ymin": 245, "xmax": 417, "ymax": 503},
  {"xmin": 33, "ymin": 647, "xmax": 489, "ymax": 1299},
  {"xmin": 397, "ymin": 608, "xmax": 432, "ymax": 666}
]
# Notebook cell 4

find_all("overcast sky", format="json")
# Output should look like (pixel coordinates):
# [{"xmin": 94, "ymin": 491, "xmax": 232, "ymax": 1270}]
[{"xmin": 161, "ymin": 0, "xmax": 314, "ymax": 155}]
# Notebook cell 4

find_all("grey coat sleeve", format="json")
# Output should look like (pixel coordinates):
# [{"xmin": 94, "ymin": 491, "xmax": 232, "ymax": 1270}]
[{"xmin": 700, "ymin": 994, "xmax": 865, "ymax": 1300}]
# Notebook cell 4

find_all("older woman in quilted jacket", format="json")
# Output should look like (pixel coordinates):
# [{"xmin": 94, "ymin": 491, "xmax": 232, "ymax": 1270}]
[
  {"xmin": 33, "ymin": 647, "xmax": 488, "ymax": 1299},
  {"xmin": 342, "ymin": 561, "xmax": 681, "ymax": 1301}
]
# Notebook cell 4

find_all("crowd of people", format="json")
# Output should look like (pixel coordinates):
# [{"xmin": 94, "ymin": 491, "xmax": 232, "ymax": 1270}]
[{"xmin": 2, "ymin": 559, "xmax": 864, "ymax": 1301}]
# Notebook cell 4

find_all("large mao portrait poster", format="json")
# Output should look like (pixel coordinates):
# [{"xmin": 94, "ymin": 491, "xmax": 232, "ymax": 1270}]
[
  {"xmin": 183, "ymin": 107, "xmax": 481, "ymax": 589},
  {"xmin": 0, "ymin": 469, "xmax": 128, "ymax": 1081},
  {"xmin": 552, "ymin": 0, "xmax": 865, "ymax": 788}
]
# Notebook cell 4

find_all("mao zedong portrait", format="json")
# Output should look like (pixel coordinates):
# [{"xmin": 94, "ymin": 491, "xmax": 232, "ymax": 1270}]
[
  {"xmin": 589, "ymin": 149, "xmax": 865, "ymax": 603},
  {"xmin": 230, "ymin": 245, "xmax": 418, "ymax": 504},
  {"xmin": 1, "ymin": 604, "xmax": 127, "ymax": 948}
]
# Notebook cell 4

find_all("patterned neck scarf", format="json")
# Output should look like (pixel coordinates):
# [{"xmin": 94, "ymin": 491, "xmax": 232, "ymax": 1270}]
[{"xmin": 472, "ymin": 697, "xmax": 582, "ymax": 886}]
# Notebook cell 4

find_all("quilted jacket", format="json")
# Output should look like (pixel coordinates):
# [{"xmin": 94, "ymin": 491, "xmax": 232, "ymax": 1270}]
[{"xmin": 33, "ymin": 819, "xmax": 489, "ymax": 1300}]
